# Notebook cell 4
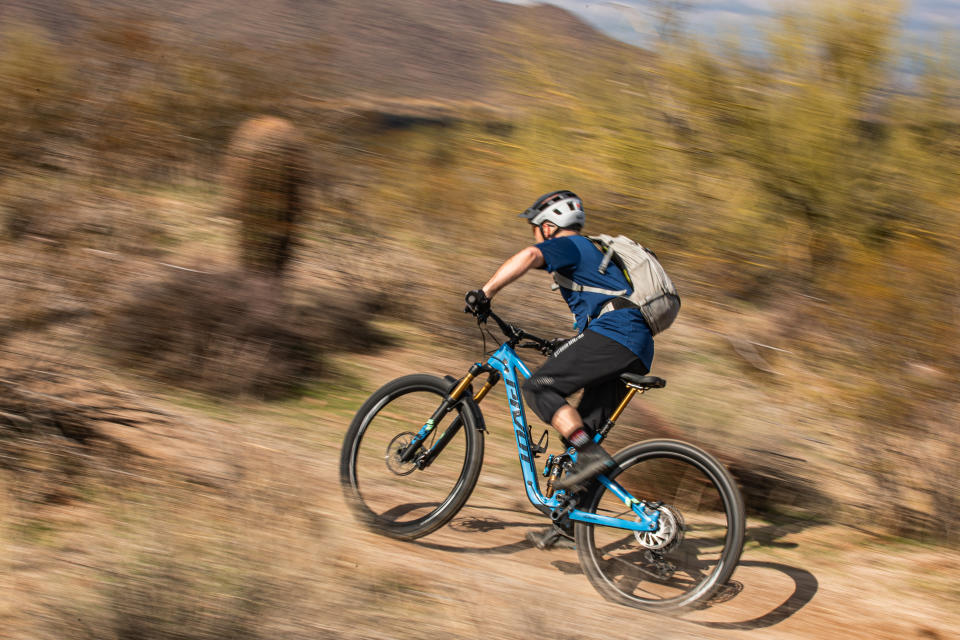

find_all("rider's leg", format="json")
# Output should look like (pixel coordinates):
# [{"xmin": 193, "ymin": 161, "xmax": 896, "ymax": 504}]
[
  {"xmin": 523, "ymin": 331, "xmax": 639, "ymax": 430},
  {"xmin": 523, "ymin": 331, "xmax": 646, "ymax": 490},
  {"xmin": 577, "ymin": 377, "xmax": 633, "ymax": 434},
  {"xmin": 549, "ymin": 404, "xmax": 584, "ymax": 440}
]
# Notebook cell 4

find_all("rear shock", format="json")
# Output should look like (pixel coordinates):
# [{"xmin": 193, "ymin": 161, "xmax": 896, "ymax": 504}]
[{"xmin": 542, "ymin": 452, "xmax": 570, "ymax": 498}]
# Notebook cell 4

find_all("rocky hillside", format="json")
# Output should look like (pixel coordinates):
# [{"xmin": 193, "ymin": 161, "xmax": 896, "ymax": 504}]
[{"xmin": 0, "ymin": 0, "xmax": 650, "ymax": 101}]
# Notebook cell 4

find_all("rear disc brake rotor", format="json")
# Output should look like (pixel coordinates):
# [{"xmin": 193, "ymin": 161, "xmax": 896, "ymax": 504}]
[{"xmin": 634, "ymin": 504, "xmax": 685, "ymax": 551}]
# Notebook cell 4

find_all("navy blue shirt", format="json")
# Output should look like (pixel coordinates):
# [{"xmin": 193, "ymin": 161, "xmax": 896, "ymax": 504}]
[{"xmin": 536, "ymin": 235, "xmax": 654, "ymax": 370}]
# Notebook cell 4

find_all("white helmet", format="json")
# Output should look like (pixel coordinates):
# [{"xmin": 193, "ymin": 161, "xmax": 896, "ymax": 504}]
[{"xmin": 520, "ymin": 190, "xmax": 585, "ymax": 229}]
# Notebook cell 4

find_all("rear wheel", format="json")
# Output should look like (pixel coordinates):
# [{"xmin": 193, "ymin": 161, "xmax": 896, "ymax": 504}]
[
  {"xmin": 575, "ymin": 439, "xmax": 745, "ymax": 611},
  {"xmin": 339, "ymin": 374, "xmax": 484, "ymax": 540}
]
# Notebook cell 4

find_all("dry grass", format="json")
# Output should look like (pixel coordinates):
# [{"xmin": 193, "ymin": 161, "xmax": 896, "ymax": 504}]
[
  {"xmin": 0, "ymin": 393, "xmax": 474, "ymax": 640},
  {"xmin": 2, "ymin": 339, "xmax": 958, "ymax": 640}
]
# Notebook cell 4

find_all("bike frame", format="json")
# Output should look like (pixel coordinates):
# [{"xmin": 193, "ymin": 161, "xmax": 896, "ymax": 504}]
[{"xmin": 414, "ymin": 338, "xmax": 661, "ymax": 533}]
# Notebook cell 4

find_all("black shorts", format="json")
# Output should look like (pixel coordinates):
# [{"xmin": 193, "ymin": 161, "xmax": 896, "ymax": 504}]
[{"xmin": 521, "ymin": 329, "xmax": 650, "ymax": 432}]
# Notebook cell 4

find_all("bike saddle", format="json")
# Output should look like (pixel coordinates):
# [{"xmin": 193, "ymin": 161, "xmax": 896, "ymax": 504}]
[{"xmin": 620, "ymin": 373, "xmax": 666, "ymax": 389}]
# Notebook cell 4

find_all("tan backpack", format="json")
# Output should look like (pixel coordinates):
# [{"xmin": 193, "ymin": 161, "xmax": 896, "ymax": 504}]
[{"xmin": 552, "ymin": 234, "xmax": 681, "ymax": 335}]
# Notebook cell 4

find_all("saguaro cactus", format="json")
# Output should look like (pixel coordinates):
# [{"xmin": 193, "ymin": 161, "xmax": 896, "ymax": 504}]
[{"xmin": 223, "ymin": 116, "xmax": 310, "ymax": 276}]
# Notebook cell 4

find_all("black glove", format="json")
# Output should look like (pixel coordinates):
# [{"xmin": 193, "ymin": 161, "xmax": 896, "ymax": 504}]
[{"xmin": 464, "ymin": 289, "xmax": 491, "ymax": 322}]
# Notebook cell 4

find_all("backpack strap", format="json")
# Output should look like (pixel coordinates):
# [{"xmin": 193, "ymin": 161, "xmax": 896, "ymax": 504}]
[
  {"xmin": 552, "ymin": 272, "xmax": 628, "ymax": 297},
  {"xmin": 599, "ymin": 297, "xmax": 640, "ymax": 315}
]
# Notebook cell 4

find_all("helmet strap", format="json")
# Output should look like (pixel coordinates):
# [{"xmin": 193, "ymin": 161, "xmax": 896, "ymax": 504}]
[{"xmin": 539, "ymin": 222, "xmax": 557, "ymax": 240}]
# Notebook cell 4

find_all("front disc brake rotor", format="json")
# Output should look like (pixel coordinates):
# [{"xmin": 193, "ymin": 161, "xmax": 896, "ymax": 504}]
[{"xmin": 385, "ymin": 431, "xmax": 418, "ymax": 476}]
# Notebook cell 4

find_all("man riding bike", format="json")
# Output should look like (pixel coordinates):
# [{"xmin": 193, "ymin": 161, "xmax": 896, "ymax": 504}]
[{"xmin": 464, "ymin": 190, "xmax": 654, "ymax": 547}]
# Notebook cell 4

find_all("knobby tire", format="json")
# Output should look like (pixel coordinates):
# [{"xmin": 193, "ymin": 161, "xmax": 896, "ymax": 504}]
[
  {"xmin": 575, "ymin": 439, "xmax": 745, "ymax": 612},
  {"xmin": 339, "ymin": 374, "xmax": 485, "ymax": 540}
]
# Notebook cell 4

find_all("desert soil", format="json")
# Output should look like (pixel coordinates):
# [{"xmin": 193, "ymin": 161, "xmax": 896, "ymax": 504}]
[{"xmin": 1, "ymin": 342, "xmax": 957, "ymax": 640}]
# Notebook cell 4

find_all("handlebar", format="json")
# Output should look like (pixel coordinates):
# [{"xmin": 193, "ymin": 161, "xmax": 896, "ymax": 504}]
[{"xmin": 485, "ymin": 310, "xmax": 556, "ymax": 356}]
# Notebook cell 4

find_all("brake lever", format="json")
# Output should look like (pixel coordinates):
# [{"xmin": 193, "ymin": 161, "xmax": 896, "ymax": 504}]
[{"xmin": 517, "ymin": 340, "xmax": 554, "ymax": 356}]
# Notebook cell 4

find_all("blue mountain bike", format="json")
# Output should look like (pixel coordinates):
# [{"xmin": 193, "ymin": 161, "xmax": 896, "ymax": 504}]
[{"xmin": 340, "ymin": 310, "xmax": 745, "ymax": 612}]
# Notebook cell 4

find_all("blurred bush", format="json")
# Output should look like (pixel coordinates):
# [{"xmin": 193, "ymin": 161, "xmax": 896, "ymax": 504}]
[
  {"xmin": 0, "ymin": 22, "xmax": 78, "ymax": 173},
  {"xmin": 0, "ymin": 13, "xmax": 311, "ymax": 182},
  {"xmin": 102, "ymin": 269, "xmax": 387, "ymax": 399}
]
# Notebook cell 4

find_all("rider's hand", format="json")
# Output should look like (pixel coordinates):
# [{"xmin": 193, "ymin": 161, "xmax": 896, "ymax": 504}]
[{"xmin": 464, "ymin": 289, "xmax": 491, "ymax": 322}]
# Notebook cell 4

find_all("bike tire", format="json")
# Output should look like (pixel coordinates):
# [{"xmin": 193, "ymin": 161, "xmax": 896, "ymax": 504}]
[
  {"xmin": 340, "ymin": 374, "xmax": 485, "ymax": 540},
  {"xmin": 575, "ymin": 439, "xmax": 745, "ymax": 612}
]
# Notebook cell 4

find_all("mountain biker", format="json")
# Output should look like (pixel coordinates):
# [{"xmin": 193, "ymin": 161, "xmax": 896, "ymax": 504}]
[{"xmin": 464, "ymin": 190, "xmax": 654, "ymax": 545}]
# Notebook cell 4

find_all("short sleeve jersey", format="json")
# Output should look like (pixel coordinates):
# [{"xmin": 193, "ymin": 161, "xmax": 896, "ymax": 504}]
[{"xmin": 536, "ymin": 235, "xmax": 654, "ymax": 369}]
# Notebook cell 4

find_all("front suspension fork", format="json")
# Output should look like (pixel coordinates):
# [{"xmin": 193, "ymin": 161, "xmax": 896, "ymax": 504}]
[{"xmin": 400, "ymin": 365, "xmax": 498, "ymax": 467}]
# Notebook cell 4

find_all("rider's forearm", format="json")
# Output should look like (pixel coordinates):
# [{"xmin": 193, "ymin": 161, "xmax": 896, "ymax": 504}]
[{"xmin": 482, "ymin": 246, "xmax": 544, "ymax": 298}]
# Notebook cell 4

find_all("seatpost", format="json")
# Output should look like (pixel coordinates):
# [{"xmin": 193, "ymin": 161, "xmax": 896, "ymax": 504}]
[{"xmin": 597, "ymin": 387, "xmax": 641, "ymax": 438}]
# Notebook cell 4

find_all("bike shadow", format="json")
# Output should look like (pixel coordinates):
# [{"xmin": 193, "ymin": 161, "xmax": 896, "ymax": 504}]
[
  {"xmin": 410, "ymin": 504, "xmax": 551, "ymax": 555},
  {"xmin": 547, "ymin": 520, "xmax": 820, "ymax": 630},
  {"xmin": 546, "ymin": 557, "xmax": 817, "ymax": 630},
  {"xmin": 415, "ymin": 507, "xmax": 820, "ymax": 630},
  {"xmin": 688, "ymin": 560, "xmax": 819, "ymax": 630},
  {"xmin": 685, "ymin": 519, "xmax": 821, "ymax": 630}
]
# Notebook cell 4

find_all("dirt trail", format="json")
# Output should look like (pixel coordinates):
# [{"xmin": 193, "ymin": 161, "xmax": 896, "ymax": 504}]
[
  {"xmin": 2, "ymin": 344, "xmax": 958, "ymax": 640},
  {"xmin": 314, "ymin": 449, "xmax": 957, "ymax": 640},
  {"xmin": 299, "ymin": 348, "xmax": 958, "ymax": 640},
  {"xmin": 212, "ymin": 347, "xmax": 960, "ymax": 640}
]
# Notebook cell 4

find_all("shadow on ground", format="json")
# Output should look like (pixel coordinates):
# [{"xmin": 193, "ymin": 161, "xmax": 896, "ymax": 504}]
[
  {"xmin": 690, "ymin": 560, "xmax": 819, "ymax": 630},
  {"xmin": 412, "ymin": 504, "xmax": 542, "ymax": 555},
  {"xmin": 414, "ymin": 504, "xmax": 820, "ymax": 630}
]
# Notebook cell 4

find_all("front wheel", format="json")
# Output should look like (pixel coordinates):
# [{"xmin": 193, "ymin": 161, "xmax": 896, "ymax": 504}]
[
  {"xmin": 575, "ymin": 439, "xmax": 745, "ymax": 612},
  {"xmin": 339, "ymin": 374, "xmax": 484, "ymax": 540}
]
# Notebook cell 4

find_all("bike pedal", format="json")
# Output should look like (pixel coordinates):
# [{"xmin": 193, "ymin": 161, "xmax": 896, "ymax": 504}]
[
  {"xmin": 526, "ymin": 526, "xmax": 575, "ymax": 551},
  {"xmin": 551, "ymin": 495, "xmax": 577, "ymax": 522}
]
